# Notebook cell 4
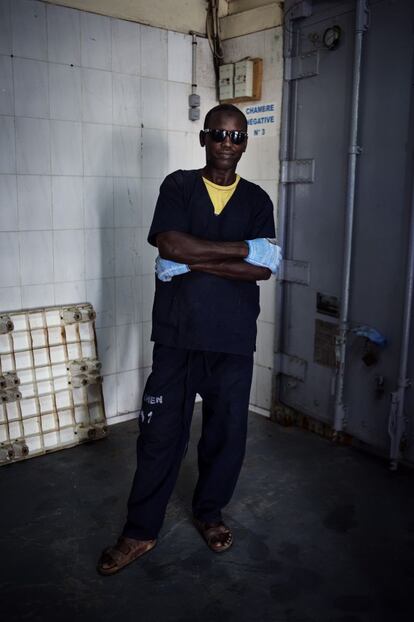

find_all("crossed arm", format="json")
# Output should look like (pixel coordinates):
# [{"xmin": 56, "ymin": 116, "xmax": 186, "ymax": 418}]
[{"xmin": 156, "ymin": 231, "xmax": 271, "ymax": 282}]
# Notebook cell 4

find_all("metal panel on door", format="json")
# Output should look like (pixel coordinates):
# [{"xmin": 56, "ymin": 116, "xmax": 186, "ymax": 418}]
[{"xmin": 277, "ymin": 0, "xmax": 414, "ymax": 464}]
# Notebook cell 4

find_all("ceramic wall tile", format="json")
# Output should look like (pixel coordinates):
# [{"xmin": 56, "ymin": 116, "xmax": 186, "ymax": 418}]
[
  {"xmin": 141, "ymin": 321, "xmax": 153, "ymax": 368},
  {"xmin": 54, "ymin": 280, "xmax": 86, "ymax": 306},
  {"xmin": 83, "ymin": 176, "xmax": 113, "ymax": 229},
  {"xmin": 0, "ymin": 116, "xmax": 15, "ymax": 174},
  {"xmin": 222, "ymin": 30, "xmax": 265, "ymax": 65},
  {"xmin": 49, "ymin": 63, "xmax": 82, "ymax": 122},
  {"xmin": 17, "ymin": 175, "xmax": 52, "ymax": 231},
  {"xmin": 113, "ymin": 74, "xmax": 140, "ymax": 127},
  {"xmin": 111, "ymin": 18, "xmax": 140, "ymax": 75},
  {"xmin": 95, "ymin": 325, "xmax": 117, "ymax": 375},
  {"xmin": 0, "ymin": 232, "xmax": 20, "ymax": 287},
  {"xmin": 52, "ymin": 176, "xmax": 83, "ymax": 230},
  {"xmin": 14, "ymin": 58, "xmax": 49, "ymax": 119},
  {"xmin": 47, "ymin": 4, "xmax": 81, "ymax": 66},
  {"xmin": 12, "ymin": 0, "xmax": 47, "ymax": 61},
  {"xmin": 112, "ymin": 126, "xmax": 140, "ymax": 177},
  {"xmin": 86, "ymin": 277, "xmax": 115, "ymax": 328},
  {"xmin": 81, "ymin": 68, "xmax": 112, "ymax": 124},
  {"xmin": 0, "ymin": 174, "xmax": 18, "ymax": 231},
  {"xmin": 0, "ymin": 285, "xmax": 21, "ymax": 312},
  {"xmin": 168, "ymin": 31, "xmax": 192, "ymax": 84},
  {"xmin": 85, "ymin": 228, "xmax": 114, "ymax": 279},
  {"xmin": 15, "ymin": 117, "xmax": 50, "ymax": 175},
  {"xmin": 50, "ymin": 120, "xmax": 82, "ymax": 176},
  {"xmin": 168, "ymin": 131, "xmax": 196, "ymax": 173},
  {"xmin": 196, "ymin": 37, "xmax": 216, "ymax": 89},
  {"xmin": 20, "ymin": 230, "xmax": 53, "ymax": 285},
  {"xmin": 116, "ymin": 368, "xmax": 142, "ymax": 415},
  {"xmin": 101, "ymin": 372, "xmax": 117, "ymax": 417},
  {"xmin": 140, "ymin": 228, "xmax": 157, "ymax": 276},
  {"xmin": 258, "ymin": 276, "xmax": 276, "ymax": 324},
  {"xmin": 0, "ymin": 56, "xmax": 13, "ymax": 115},
  {"xmin": 142, "ymin": 128, "xmax": 168, "ymax": 179},
  {"xmin": 142, "ymin": 77, "xmax": 167, "ymax": 130},
  {"xmin": 141, "ymin": 177, "xmax": 161, "ymax": 227},
  {"xmin": 141, "ymin": 273, "xmax": 155, "ymax": 322},
  {"xmin": 114, "ymin": 227, "xmax": 141, "ymax": 277},
  {"xmin": 113, "ymin": 177, "xmax": 141, "ymax": 227},
  {"xmin": 83, "ymin": 123, "xmax": 112, "ymax": 176},
  {"xmin": 141, "ymin": 25, "xmax": 167, "ymax": 80},
  {"xmin": 53, "ymin": 229, "xmax": 84, "ymax": 282},
  {"xmin": 115, "ymin": 276, "xmax": 141, "ymax": 325},
  {"xmin": 116, "ymin": 323, "xmax": 141, "ymax": 372},
  {"xmin": 22, "ymin": 283, "xmax": 54, "ymax": 308},
  {"xmin": 0, "ymin": 0, "xmax": 12, "ymax": 55},
  {"xmin": 80, "ymin": 11, "xmax": 111, "ymax": 71}
]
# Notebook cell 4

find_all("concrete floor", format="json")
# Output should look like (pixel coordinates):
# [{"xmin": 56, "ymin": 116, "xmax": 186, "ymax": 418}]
[{"xmin": 1, "ymin": 406, "xmax": 414, "ymax": 622}]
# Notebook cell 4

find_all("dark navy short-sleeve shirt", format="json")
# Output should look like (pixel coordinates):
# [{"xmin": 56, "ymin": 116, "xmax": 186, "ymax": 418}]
[{"xmin": 148, "ymin": 169, "xmax": 276, "ymax": 356}]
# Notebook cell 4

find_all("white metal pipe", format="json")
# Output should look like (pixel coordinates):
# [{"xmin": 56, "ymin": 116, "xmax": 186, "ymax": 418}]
[
  {"xmin": 333, "ymin": 0, "xmax": 368, "ymax": 434},
  {"xmin": 388, "ymin": 172, "xmax": 414, "ymax": 469},
  {"xmin": 273, "ymin": 2, "xmax": 297, "ymax": 391},
  {"xmin": 191, "ymin": 32, "xmax": 197, "ymax": 94}
]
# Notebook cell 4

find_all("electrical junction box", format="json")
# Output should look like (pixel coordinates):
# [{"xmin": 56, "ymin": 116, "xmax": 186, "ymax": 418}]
[
  {"xmin": 219, "ymin": 63, "xmax": 234, "ymax": 101},
  {"xmin": 219, "ymin": 58, "xmax": 263, "ymax": 103},
  {"xmin": 234, "ymin": 59, "xmax": 254, "ymax": 98}
]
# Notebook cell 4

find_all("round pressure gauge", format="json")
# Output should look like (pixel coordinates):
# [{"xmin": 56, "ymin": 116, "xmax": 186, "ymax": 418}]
[{"xmin": 323, "ymin": 25, "xmax": 341, "ymax": 51}]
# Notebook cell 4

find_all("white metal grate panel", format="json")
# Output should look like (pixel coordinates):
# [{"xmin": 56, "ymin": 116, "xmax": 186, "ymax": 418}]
[{"xmin": 0, "ymin": 303, "xmax": 107, "ymax": 465}]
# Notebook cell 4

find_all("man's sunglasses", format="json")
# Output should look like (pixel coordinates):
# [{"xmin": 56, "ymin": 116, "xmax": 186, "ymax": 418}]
[{"xmin": 203, "ymin": 128, "xmax": 248, "ymax": 145}]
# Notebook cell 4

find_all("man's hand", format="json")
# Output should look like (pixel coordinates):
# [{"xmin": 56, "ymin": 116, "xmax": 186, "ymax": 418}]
[
  {"xmin": 155, "ymin": 256, "xmax": 190, "ymax": 282},
  {"xmin": 244, "ymin": 238, "xmax": 282, "ymax": 274}
]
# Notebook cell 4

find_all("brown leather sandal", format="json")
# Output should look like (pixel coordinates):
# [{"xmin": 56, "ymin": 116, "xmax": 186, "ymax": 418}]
[
  {"xmin": 97, "ymin": 536, "xmax": 157, "ymax": 576},
  {"xmin": 193, "ymin": 517, "xmax": 233, "ymax": 553}
]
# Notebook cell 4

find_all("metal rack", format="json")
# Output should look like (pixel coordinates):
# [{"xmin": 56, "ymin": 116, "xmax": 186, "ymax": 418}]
[{"xmin": 0, "ymin": 303, "xmax": 107, "ymax": 465}]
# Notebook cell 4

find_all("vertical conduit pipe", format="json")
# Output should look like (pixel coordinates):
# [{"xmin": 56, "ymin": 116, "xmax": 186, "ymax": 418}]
[
  {"xmin": 273, "ymin": 3, "xmax": 297, "ymax": 394},
  {"xmin": 388, "ymin": 175, "xmax": 414, "ymax": 470},
  {"xmin": 333, "ymin": 0, "xmax": 369, "ymax": 434}
]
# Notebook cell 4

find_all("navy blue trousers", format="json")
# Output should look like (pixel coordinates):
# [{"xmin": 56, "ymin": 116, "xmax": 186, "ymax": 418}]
[{"xmin": 122, "ymin": 343, "xmax": 254, "ymax": 540}]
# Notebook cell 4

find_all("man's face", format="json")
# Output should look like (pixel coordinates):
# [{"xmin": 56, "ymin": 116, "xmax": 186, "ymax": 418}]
[{"xmin": 200, "ymin": 111, "xmax": 248, "ymax": 171}]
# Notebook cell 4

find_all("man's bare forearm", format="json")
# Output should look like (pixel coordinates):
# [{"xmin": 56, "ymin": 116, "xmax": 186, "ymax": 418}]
[
  {"xmin": 156, "ymin": 231, "xmax": 248, "ymax": 264},
  {"xmin": 189, "ymin": 259, "xmax": 271, "ymax": 282}
]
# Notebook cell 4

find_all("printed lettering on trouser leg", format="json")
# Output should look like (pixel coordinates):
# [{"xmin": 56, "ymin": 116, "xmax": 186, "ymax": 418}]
[{"xmin": 122, "ymin": 345, "xmax": 197, "ymax": 540}]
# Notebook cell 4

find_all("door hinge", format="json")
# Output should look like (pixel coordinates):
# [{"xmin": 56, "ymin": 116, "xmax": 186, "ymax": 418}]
[
  {"xmin": 279, "ymin": 260, "xmax": 310, "ymax": 286},
  {"xmin": 281, "ymin": 159, "xmax": 315, "ymax": 183},
  {"xmin": 275, "ymin": 352, "xmax": 307, "ymax": 381},
  {"xmin": 285, "ymin": 50, "xmax": 319, "ymax": 81}
]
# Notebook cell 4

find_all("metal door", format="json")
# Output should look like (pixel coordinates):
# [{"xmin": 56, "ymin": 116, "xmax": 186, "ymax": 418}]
[{"xmin": 276, "ymin": 0, "xmax": 414, "ymax": 465}]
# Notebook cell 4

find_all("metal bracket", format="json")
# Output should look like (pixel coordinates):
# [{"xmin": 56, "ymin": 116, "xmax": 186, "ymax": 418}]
[
  {"xmin": 285, "ymin": 50, "xmax": 319, "ymax": 81},
  {"xmin": 276, "ymin": 352, "xmax": 307, "ymax": 381},
  {"xmin": 356, "ymin": 0, "xmax": 370, "ymax": 32},
  {"xmin": 281, "ymin": 159, "xmax": 315, "ymax": 183},
  {"xmin": 279, "ymin": 259, "xmax": 310, "ymax": 285},
  {"xmin": 288, "ymin": 0, "xmax": 312, "ymax": 20}
]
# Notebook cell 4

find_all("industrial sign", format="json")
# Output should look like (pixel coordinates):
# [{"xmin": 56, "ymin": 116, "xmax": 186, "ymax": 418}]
[{"xmin": 243, "ymin": 103, "xmax": 277, "ymax": 138}]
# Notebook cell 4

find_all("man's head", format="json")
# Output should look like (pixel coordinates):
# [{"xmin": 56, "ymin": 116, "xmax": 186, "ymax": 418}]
[{"xmin": 200, "ymin": 104, "xmax": 248, "ymax": 172}]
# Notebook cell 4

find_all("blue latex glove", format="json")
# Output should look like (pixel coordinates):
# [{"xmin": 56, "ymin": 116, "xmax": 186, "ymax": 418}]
[
  {"xmin": 155, "ymin": 256, "xmax": 190, "ymax": 282},
  {"xmin": 352, "ymin": 325, "xmax": 387, "ymax": 347},
  {"xmin": 244, "ymin": 238, "xmax": 283, "ymax": 274}
]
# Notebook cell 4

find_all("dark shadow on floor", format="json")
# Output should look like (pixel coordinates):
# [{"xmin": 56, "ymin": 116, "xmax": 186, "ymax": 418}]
[{"xmin": 1, "ymin": 405, "xmax": 414, "ymax": 622}]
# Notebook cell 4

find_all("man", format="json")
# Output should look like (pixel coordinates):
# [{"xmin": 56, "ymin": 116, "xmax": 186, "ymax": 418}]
[{"xmin": 97, "ymin": 104, "xmax": 281, "ymax": 575}]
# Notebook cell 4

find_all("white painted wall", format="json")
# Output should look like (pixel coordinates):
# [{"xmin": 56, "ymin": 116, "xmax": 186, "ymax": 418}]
[
  {"xmin": 0, "ymin": 0, "xmax": 216, "ymax": 424},
  {"xmin": 0, "ymin": 0, "xmax": 283, "ymax": 423},
  {"xmin": 222, "ymin": 26, "xmax": 283, "ymax": 414}
]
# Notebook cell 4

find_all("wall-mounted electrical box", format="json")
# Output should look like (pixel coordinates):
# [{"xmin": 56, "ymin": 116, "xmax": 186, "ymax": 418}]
[
  {"xmin": 219, "ymin": 63, "xmax": 234, "ymax": 101},
  {"xmin": 219, "ymin": 58, "xmax": 263, "ymax": 103}
]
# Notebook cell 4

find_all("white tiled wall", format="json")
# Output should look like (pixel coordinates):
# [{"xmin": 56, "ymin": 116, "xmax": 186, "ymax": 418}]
[
  {"xmin": 223, "ymin": 27, "xmax": 283, "ymax": 415},
  {"xmin": 0, "ymin": 0, "xmax": 216, "ymax": 424}
]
